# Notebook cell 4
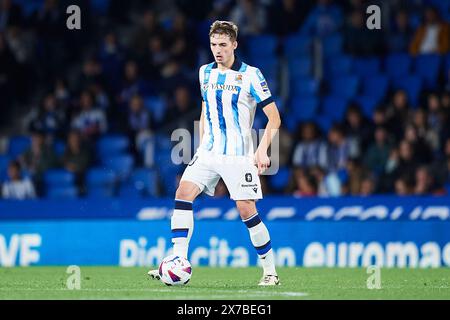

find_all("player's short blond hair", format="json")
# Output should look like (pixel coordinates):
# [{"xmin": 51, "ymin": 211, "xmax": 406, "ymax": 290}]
[{"xmin": 209, "ymin": 20, "xmax": 238, "ymax": 41}]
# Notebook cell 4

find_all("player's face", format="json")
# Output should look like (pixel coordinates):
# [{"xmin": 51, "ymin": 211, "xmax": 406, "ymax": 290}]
[{"xmin": 210, "ymin": 33, "xmax": 237, "ymax": 66}]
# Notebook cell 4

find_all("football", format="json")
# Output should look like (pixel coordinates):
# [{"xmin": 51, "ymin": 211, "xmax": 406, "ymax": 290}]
[{"xmin": 158, "ymin": 255, "xmax": 192, "ymax": 286}]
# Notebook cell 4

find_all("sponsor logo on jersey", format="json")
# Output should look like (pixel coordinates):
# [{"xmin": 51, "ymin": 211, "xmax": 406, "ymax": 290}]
[{"xmin": 260, "ymin": 81, "xmax": 269, "ymax": 93}]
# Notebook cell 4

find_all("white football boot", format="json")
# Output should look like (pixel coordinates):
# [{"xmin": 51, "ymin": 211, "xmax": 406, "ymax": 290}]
[
  {"xmin": 258, "ymin": 274, "xmax": 280, "ymax": 286},
  {"xmin": 147, "ymin": 269, "xmax": 161, "ymax": 281}
]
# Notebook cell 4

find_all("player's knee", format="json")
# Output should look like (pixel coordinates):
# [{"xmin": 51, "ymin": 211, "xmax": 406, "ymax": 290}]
[
  {"xmin": 175, "ymin": 182, "xmax": 199, "ymax": 201},
  {"xmin": 236, "ymin": 200, "xmax": 256, "ymax": 219}
]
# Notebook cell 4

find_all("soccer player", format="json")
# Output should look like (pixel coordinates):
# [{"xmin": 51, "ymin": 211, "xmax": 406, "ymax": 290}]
[{"xmin": 148, "ymin": 20, "xmax": 281, "ymax": 286}]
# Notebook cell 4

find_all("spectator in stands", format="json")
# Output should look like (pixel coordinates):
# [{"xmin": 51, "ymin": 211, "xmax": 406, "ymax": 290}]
[
  {"xmin": 395, "ymin": 175, "xmax": 414, "ymax": 195},
  {"xmin": 143, "ymin": 35, "xmax": 170, "ymax": 82},
  {"xmin": 410, "ymin": 108, "xmax": 440, "ymax": 153},
  {"xmin": 0, "ymin": 0, "xmax": 23, "ymax": 31},
  {"xmin": 131, "ymin": 10, "xmax": 163, "ymax": 57},
  {"xmin": 413, "ymin": 165, "xmax": 445, "ymax": 195},
  {"xmin": 268, "ymin": 0, "xmax": 311, "ymax": 36},
  {"xmin": 326, "ymin": 124, "xmax": 357, "ymax": 172},
  {"xmin": 27, "ymin": 93, "xmax": 65, "ymax": 140},
  {"xmin": 372, "ymin": 106, "xmax": 388, "ymax": 127},
  {"xmin": 1, "ymin": 160, "xmax": 36, "ymax": 200},
  {"xmin": 160, "ymin": 85, "xmax": 198, "ymax": 134},
  {"xmin": 301, "ymin": 0, "xmax": 343, "ymax": 37},
  {"xmin": 75, "ymin": 58, "xmax": 105, "ymax": 94},
  {"xmin": 292, "ymin": 122, "xmax": 328, "ymax": 169},
  {"xmin": 18, "ymin": 131, "xmax": 58, "ymax": 193},
  {"xmin": 403, "ymin": 124, "xmax": 433, "ymax": 164},
  {"xmin": 98, "ymin": 31, "xmax": 125, "ymax": 92},
  {"xmin": 293, "ymin": 168, "xmax": 318, "ymax": 197},
  {"xmin": 229, "ymin": 0, "xmax": 266, "ymax": 36},
  {"xmin": 343, "ymin": 103, "xmax": 373, "ymax": 156},
  {"xmin": 0, "ymin": 31, "xmax": 17, "ymax": 125},
  {"xmin": 409, "ymin": 6, "xmax": 450, "ymax": 55},
  {"xmin": 127, "ymin": 94, "xmax": 152, "ymax": 165},
  {"xmin": 309, "ymin": 165, "xmax": 341, "ymax": 196},
  {"xmin": 387, "ymin": 10, "xmax": 414, "ymax": 53},
  {"xmin": 118, "ymin": 60, "xmax": 152, "ymax": 109},
  {"xmin": 71, "ymin": 90, "xmax": 108, "ymax": 140},
  {"xmin": 364, "ymin": 126, "xmax": 393, "ymax": 175},
  {"xmin": 165, "ymin": 12, "xmax": 198, "ymax": 68},
  {"xmin": 386, "ymin": 90, "xmax": 411, "ymax": 141},
  {"xmin": 344, "ymin": 9, "xmax": 384, "ymax": 56},
  {"xmin": 61, "ymin": 130, "xmax": 91, "ymax": 194},
  {"xmin": 387, "ymin": 140, "xmax": 418, "ymax": 182},
  {"xmin": 426, "ymin": 92, "xmax": 443, "ymax": 136},
  {"xmin": 360, "ymin": 175, "xmax": 376, "ymax": 196},
  {"xmin": 53, "ymin": 78, "xmax": 71, "ymax": 111},
  {"xmin": 343, "ymin": 157, "xmax": 369, "ymax": 195}
]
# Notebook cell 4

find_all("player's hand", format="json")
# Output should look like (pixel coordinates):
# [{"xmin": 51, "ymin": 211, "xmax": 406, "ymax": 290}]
[{"xmin": 254, "ymin": 150, "xmax": 270, "ymax": 175}]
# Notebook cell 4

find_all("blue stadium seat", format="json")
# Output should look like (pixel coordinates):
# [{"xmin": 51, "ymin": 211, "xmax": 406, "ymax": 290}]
[
  {"xmin": 354, "ymin": 96, "xmax": 379, "ymax": 118},
  {"xmin": 282, "ymin": 113, "xmax": 300, "ymax": 133},
  {"xmin": 268, "ymin": 167, "xmax": 291, "ymax": 191},
  {"xmin": 414, "ymin": 54, "xmax": 442, "ymax": 89},
  {"xmin": 284, "ymin": 35, "xmax": 312, "ymax": 58},
  {"xmin": 97, "ymin": 134, "xmax": 129, "ymax": 156},
  {"xmin": 86, "ymin": 168, "xmax": 117, "ymax": 198},
  {"xmin": 7, "ymin": 136, "xmax": 31, "ymax": 158},
  {"xmin": 90, "ymin": 0, "xmax": 111, "ymax": 15},
  {"xmin": 291, "ymin": 97, "xmax": 319, "ymax": 121},
  {"xmin": 246, "ymin": 35, "xmax": 278, "ymax": 59},
  {"xmin": 385, "ymin": 53, "xmax": 411, "ymax": 78},
  {"xmin": 353, "ymin": 57, "xmax": 381, "ymax": 78},
  {"xmin": 46, "ymin": 186, "xmax": 78, "ymax": 200},
  {"xmin": 144, "ymin": 96, "xmax": 166, "ymax": 124},
  {"xmin": 54, "ymin": 140, "xmax": 66, "ymax": 156},
  {"xmin": 159, "ymin": 166, "xmax": 181, "ymax": 196},
  {"xmin": 251, "ymin": 57, "xmax": 278, "ymax": 80},
  {"xmin": 315, "ymin": 115, "xmax": 334, "ymax": 134},
  {"xmin": 288, "ymin": 56, "xmax": 312, "ymax": 79},
  {"xmin": 325, "ymin": 55, "xmax": 353, "ymax": 77},
  {"xmin": 391, "ymin": 75, "xmax": 423, "ymax": 107},
  {"xmin": 102, "ymin": 154, "xmax": 134, "ymax": 180},
  {"xmin": 0, "ymin": 155, "xmax": 10, "ymax": 182},
  {"xmin": 129, "ymin": 168, "xmax": 158, "ymax": 197},
  {"xmin": 322, "ymin": 34, "xmax": 343, "ymax": 57},
  {"xmin": 292, "ymin": 77, "xmax": 319, "ymax": 97},
  {"xmin": 321, "ymin": 96, "xmax": 349, "ymax": 121},
  {"xmin": 329, "ymin": 75, "xmax": 360, "ymax": 99},
  {"xmin": 44, "ymin": 169, "xmax": 75, "ymax": 187},
  {"xmin": 361, "ymin": 75, "xmax": 389, "ymax": 100}
]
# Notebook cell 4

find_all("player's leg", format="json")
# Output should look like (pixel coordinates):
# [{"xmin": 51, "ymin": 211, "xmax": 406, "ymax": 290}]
[
  {"xmin": 236, "ymin": 199, "xmax": 280, "ymax": 286},
  {"xmin": 148, "ymin": 152, "xmax": 220, "ymax": 281},
  {"xmin": 170, "ymin": 181, "xmax": 201, "ymax": 259}
]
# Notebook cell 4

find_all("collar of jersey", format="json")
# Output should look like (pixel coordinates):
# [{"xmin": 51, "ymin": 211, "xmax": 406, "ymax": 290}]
[{"xmin": 211, "ymin": 56, "xmax": 242, "ymax": 72}]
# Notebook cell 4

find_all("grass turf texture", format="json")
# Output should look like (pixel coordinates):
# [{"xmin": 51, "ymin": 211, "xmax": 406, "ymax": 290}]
[{"xmin": 0, "ymin": 267, "xmax": 449, "ymax": 300}]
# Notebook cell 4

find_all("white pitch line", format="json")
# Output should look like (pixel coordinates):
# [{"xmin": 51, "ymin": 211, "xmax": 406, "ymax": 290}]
[{"xmin": 0, "ymin": 287, "xmax": 309, "ymax": 297}]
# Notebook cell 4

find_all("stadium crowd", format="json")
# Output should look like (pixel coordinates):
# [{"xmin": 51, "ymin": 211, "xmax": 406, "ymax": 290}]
[{"xmin": 0, "ymin": 0, "xmax": 450, "ymax": 199}]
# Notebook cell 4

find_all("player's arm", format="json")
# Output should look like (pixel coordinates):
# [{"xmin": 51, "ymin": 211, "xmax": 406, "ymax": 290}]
[
  {"xmin": 199, "ymin": 101, "xmax": 205, "ymax": 143},
  {"xmin": 255, "ymin": 102, "xmax": 281, "ymax": 175}
]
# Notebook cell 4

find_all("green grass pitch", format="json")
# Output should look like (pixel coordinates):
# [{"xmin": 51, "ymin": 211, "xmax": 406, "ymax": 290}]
[{"xmin": 0, "ymin": 267, "xmax": 449, "ymax": 300}]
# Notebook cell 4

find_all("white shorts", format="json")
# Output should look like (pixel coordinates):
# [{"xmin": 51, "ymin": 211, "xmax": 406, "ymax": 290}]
[{"xmin": 180, "ymin": 149, "xmax": 263, "ymax": 200}]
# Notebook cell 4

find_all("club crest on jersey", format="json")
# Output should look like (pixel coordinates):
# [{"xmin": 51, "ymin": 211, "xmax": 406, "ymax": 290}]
[
  {"xmin": 260, "ymin": 81, "xmax": 269, "ymax": 93},
  {"xmin": 235, "ymin": 74, "xmax": 243, "ymax": 84}
]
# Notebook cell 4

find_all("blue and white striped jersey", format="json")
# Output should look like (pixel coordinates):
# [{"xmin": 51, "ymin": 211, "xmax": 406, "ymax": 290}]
[{"xmin": 199, "ymin": 57, "xmax": 273, "ymax": 157}]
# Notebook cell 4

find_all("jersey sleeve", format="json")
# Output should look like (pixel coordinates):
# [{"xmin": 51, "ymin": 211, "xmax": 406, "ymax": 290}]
[
  {"xmin": 249, "ymin": 67, "xmax": 274, "ymax": 108},
  {"xmin": 199, "ymin": 65, "xmax": 206, "ymax": 101}
]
